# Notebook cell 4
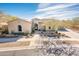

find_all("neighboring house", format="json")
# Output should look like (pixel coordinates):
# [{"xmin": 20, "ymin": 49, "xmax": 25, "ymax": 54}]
[{"xmin": 8, "ymin": 19, "xmax": 31, "ymax": 34}]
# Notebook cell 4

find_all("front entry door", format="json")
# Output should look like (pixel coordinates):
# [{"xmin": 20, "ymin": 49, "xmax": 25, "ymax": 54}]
[{"xmin": 18, "ymin": 25, "xmax": 22, "ymax": 32}]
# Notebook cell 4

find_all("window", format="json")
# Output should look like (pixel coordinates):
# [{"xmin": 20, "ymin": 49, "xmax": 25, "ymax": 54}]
[{"xmin": 18, "ymin": 25, "xmax": 22, "ymax": 31}]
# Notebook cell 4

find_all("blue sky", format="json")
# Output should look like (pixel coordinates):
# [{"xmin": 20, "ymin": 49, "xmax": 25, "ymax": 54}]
[{"xmin": 0, "ymin": 3, "xmax": 79, "ymax": 20}]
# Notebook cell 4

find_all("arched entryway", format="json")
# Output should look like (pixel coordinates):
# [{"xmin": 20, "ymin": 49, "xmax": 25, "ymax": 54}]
[
  {"xmin": 18, "ymin": 25, "xmax": 22, "ymax": 32},
  {"xmin": 34, "ymin": 23, "xmax": 38, "ymax": 30}
]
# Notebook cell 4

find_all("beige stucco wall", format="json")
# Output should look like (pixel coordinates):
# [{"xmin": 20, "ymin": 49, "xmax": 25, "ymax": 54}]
[
  {"xmin": 38, "ymin": 22, "xmax": 53, "ymax": 30},
  {"xmin": 8, "ymin": 20, "xmax": 31, "ymax": 34}
]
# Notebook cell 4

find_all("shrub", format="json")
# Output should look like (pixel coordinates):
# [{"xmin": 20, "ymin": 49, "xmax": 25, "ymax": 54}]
[
  {"xmin": 38, "ymin": 40, "xmax": 79, "ymax": 56},
  {"xmin": 11, "ymin": 32, "xmax": 29, "ymax": 36},
  {"xmin": 2, "ymin": 29, "xmax": 8, "ymax": 34}
]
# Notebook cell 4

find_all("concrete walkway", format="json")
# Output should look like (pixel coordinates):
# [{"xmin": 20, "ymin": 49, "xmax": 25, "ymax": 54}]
[{"xmin": 59, "ymin": 28, "xmax": 79, "ymax": 39}]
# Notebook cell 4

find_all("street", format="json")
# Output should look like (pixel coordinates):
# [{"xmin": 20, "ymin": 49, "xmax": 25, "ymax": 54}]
[{"xmin": 0, "ymin": 48, "xmax": 40, "ymax": 56}]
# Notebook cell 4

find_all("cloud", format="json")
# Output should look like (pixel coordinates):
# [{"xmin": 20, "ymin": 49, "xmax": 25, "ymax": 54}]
[
  {"xmin": 36, "ymin": 4, "xmax": 77, "ymax": 12},
  {"xmin": 34, "ymin": 10, "xmax": 79, "ymax": 19},
  {"xmin": 38, "ymin": 3, "xmax": 52, "ymax": 9},
  {"xmin": 44, "ymin": 10, "xmax": 79, "ymax": 19},
  {"xmin": 34, "ymin": 3, "xmax": 79, "ymax": 20}
]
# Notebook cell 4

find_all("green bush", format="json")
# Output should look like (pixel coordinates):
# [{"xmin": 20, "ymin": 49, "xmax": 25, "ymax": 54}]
[
  {"xmin": 2, "ymin": 29, "xmax": 8, "ymax": 34},
  {"xmin": 11, "ymin": 32, "xmax": 29, "ymax": 36}
]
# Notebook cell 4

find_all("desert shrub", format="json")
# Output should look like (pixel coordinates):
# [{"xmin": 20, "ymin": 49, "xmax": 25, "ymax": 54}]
[
  {"xmin": 2, "ymin": 29, "xmax": 8, "ymax": 34},
  {"xmin": 11, "ymin": 32, "xmax": 29, "ymax": 36},
  {"xmin": 31, "ymin": 30, "xmax": 35, "ymax": 34}
]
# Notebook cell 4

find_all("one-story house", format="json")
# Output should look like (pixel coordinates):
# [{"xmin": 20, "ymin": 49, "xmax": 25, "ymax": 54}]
[{"xmin": 8, "ymin": 19, "xmax": 32, "ymax": 34}]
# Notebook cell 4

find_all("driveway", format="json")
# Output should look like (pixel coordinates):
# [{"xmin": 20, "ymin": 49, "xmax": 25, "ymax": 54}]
[
  {"xmin": 65, "ymin": 28, "xmax": 79, "ymax": 39},
  {"xmin": 59, "ymin": 28, "xmax": 79, "ymax": 39}
]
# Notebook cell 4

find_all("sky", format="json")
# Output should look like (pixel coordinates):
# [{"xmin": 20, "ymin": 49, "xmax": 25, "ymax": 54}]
[{"xmin": 0, "ymin": 3, "xmax": 79, "ymax": 20}]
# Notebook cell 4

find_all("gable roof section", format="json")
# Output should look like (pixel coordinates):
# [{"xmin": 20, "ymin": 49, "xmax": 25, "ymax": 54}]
[{"xmin": 8, "ymin": 18, "xmax": 31, "ymax": 24}]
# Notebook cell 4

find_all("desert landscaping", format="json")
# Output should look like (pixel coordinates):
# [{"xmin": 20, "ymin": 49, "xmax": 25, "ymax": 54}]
[
  {"xmin": 0, "ymin": 3, "xmax": 79, "ymax": 56},
  {"xmin": 0, "ymin": 29, "xmax": 79, "ymax": 56}
]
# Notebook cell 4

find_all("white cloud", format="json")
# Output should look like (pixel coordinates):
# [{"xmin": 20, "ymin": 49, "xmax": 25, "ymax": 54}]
[
  {"xmin": 38, "ymin": 3, "xmax": 51, "ymax": 9},
  {"xmin": 44, "ymin": 10, "xmax": 79, "ymax": 19},
  {"xmin": 34, "ymin": 10, "xmax": 79, "ymax": 19},
  {"xmin": 36, "ymin": 4, "xmax": 77, "ymax": 12},
  {"xmin": 34, "ymin": 3, "xmax": 78, "ymax": 20}
]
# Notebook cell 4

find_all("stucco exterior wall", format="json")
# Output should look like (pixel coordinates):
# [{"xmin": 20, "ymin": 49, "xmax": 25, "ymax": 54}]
[{"xmin": 8, "ymin": 20, "xmax": 31, "ymax": 34}]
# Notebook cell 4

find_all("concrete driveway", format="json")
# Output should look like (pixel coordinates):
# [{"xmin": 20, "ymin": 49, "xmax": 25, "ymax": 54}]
[
  {"xmin": 59, "ymin": 28, "xmax": 79, "ymax": 40},
  {"xmin": 65, "ymin": 28, "xmax": 79, "ymax": 39}
]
